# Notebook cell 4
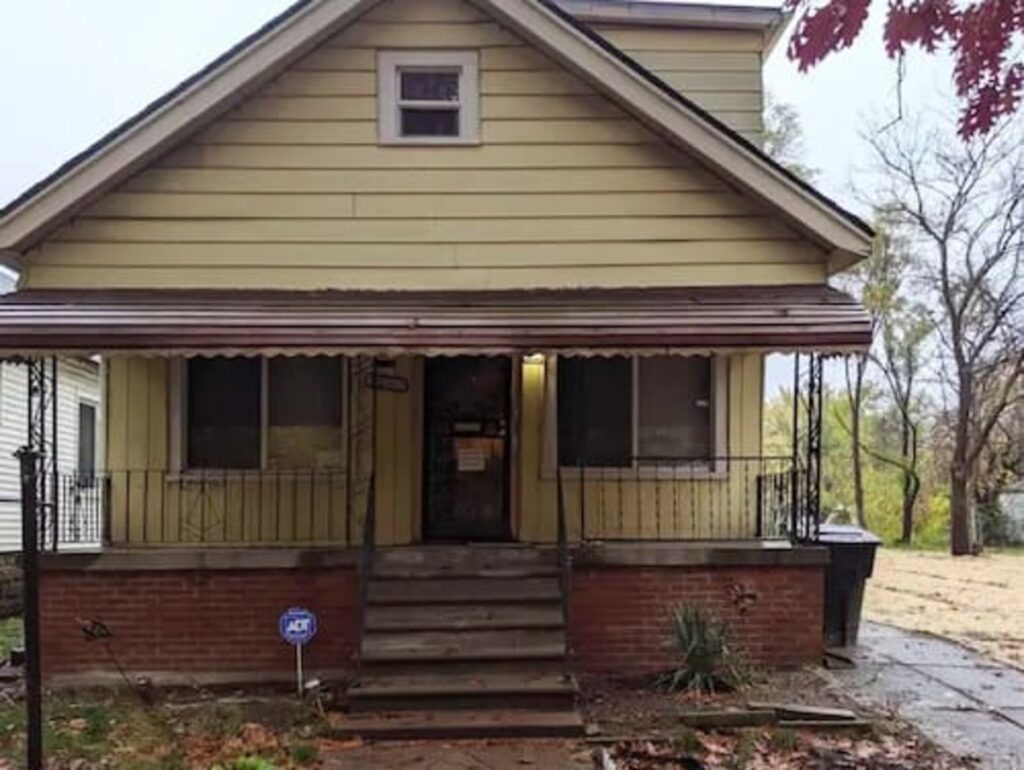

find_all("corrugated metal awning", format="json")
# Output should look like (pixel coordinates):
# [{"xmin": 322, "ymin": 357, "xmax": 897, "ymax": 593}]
[{"xmin": 0, "ymin": 286, "xmax": 871, "ymax": 357}]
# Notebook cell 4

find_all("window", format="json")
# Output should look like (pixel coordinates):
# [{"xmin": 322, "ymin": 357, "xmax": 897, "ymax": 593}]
[
  {"xmin": 77, "ymin": 402, "xmax": 97, "ymax": 482},
  {"xmin": 378, "ymin": 51, "xmax": 480, "ymax": 144},
  {"xmin": 267, "ymin": 357, "xmax": 344, "ymax": 469},
  {"xmin": 181, "ymin": 356, "xmax": 344, "ymax": 471},
  {"xmin": 557, "ymin": 356, "xmax": 725, "ymax": 468},
  {"xmin": 187, "ymin": 358, "xmax": 261, "ymax": 469}
]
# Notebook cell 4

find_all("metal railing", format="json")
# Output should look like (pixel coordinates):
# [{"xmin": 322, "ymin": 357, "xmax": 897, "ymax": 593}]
[
  {"xmin": 356, "ymin": 470, "xmax": 376, "ymax": 675},
  {"xmin": 556, "ymin": 455, "xmax": 816, "ymax": 544},
  {"xmin": 41, "ymin": 455, "xmax": 817, "ymax": 551},
  {"xmin": 44, "ymin": 468, "xmax": 355, "ymax": 549},
  {"xmin": 555, "ymin": 465, "xmax": 571, "ymax": 628}
]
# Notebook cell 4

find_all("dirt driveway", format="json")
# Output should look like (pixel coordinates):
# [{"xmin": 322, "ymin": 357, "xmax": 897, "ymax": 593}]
[{"xmin": 863, "ymin": 548, "xmax": 1024, "ymax": 669}]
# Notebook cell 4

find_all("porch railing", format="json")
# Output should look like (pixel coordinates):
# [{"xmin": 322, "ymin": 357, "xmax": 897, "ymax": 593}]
[
  {"xmin": 556, "ymin": 455, "xmax": 817, "ymax": 544},
  {"xmin": 42, "ymin": 468, "xmax": 354, "ymax": 550},
  {"xmin": 39, "ymin": 455, "xmax": 818, "ymax": 551}
]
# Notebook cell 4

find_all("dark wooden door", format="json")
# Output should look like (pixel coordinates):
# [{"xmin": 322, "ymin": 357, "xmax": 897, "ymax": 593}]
[{"xmin": 423, "ymin": 357, "xmax": 511, "ymax": 541}]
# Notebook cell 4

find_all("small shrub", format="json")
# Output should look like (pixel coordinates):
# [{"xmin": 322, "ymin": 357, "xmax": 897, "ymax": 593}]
[
  {"xmin": 672, "ymin": 727, "xmax": 705, "ymax": 757},
  {"xmin": 290, "ymin": 742, "xmax": 319, "ymax": 766},
  {"xmin": 658, "ymin": 606, "xmax": 744, "ymax": 694},
  {"xmin": 767, "ymin": 727, "xmax": 798, "ymax": 752},
  {"xmin": 213, "ymin": 758, "xmax": 276, "ymax": 770},
  {"xmin": 727, "ymin": 730, "xmax": 757, "ymax": 770}
]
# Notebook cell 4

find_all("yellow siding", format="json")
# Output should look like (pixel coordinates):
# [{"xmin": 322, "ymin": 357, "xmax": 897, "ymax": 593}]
[
  {"xmin": 517, "ymin": 353, "xmax": 765, "ymax": 542},
  {"xmin": 105, "ymin": 355, "xmax": 422, "ymax": 547},
  {"xmin": 23, "ymin": 0, "xmax": 825, "ymax": 292},
  {"xmin": 591, "ymin": 24, "xmax": 765, "ymax": 143}
]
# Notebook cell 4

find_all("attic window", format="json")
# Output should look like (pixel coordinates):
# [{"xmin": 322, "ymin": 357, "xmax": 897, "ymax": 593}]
[{"xmin": 378, "ymin": 51, "xmax": 480, "ymax": 144}]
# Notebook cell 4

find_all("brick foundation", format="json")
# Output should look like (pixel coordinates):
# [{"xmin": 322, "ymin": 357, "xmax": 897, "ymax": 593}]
[
  {"xmin": 40, "ymin": 567, "xmax": 359, "ymax": 681},
  {"xmin": 39, "ymin": 551, "xmax": 824, "ymax": 683},
  {"xmin": 570, "ymin": 565, "xmax": 824, "ymax": 675}
]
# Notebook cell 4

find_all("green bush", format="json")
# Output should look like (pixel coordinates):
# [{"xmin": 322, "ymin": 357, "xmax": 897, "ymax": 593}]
[
  {"xmin": 213, "ymin": 758, "xmax": 276, "ymax": 770},
  {"xmin": 658, "ymin": 606, "xmax": 743, "ymax": 694},
  {"xmin": 289, "ymin": 743, "xmax": 319, "ymax": 766}
]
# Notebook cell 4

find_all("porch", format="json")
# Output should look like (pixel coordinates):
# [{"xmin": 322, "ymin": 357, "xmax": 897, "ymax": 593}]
[
  {"xmin": 40, "ymin": 348, "xmax": 818, "ymax": 551},
  {"xmin": 0, "ymin": 286, "xmax": 865, "ymax": 692}
]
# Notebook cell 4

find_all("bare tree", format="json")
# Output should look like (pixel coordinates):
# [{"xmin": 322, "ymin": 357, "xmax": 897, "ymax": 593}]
[
  {"xmin": 868, "ymin": 213, "xmax": 932, "ymax": 543},
  {"xmin": 868, "ymin": 117, "xmax": 1024, "ymax": 555},
  {"xmin": 833, "ymin": 215, "xmax": 930, "ymax": 535}
]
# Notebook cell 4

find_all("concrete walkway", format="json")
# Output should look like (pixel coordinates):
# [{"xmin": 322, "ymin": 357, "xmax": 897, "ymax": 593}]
[{"xmin": 833, "ymin": 621, "xmax": 1024, "ymax": 770}]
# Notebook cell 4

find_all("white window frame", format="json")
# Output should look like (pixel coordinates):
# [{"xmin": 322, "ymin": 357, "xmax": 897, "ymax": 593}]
[
  {"xmin": 378, "ymin": 50, "xmax": 480, "ymax": 145},
  {"xmin": 76, "ymin": 397, "xmax": 99, "ymax": 480},
  {"xmin": 542, "ymin": 355, "xmax": 729, "ymax": 479},
  {"xmin": 169, "ymin": 357, "xmax": 347, "ymax": 475}
]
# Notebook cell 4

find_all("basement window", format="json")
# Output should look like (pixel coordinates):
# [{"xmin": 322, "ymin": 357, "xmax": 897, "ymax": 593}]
[{"xmin": 378, "ymin": 51, "xmax": 480, "ymax": 144}]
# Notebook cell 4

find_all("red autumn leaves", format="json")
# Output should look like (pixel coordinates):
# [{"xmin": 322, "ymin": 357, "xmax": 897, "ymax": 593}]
[{"xmin": 785, "ymin": 0, "xmax": 1024, "ymax": 137}]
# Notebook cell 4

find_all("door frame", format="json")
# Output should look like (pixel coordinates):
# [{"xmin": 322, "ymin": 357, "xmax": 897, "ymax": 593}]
[{"xmin": 421, "ymin": 356, "xmax": 514, "ymax": 543}]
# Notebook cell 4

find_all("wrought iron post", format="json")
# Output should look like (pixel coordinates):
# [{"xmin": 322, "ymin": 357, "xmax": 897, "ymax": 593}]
[
  {"xmin": 804, "ymin": 353, "xmax": 824, "ymax": 541},
  {"xmin": 790, "ymin": 354, "xmax": 801, "ymax": 542},
  {"xmin": 17, "ymin": 447, "xmax": 43, "ymax": 770},
  {"xmin": 25, "ymin": 357, "xmax": 57, "ymax": 550}
]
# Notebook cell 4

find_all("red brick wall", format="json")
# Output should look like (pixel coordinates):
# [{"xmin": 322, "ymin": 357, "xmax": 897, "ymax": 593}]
[
  {"xmin": 40, "ymin": 568, "xmax": 359, "ymax": 679},
  {"xmin": 570, "ymin": 565, "xmax": 824, "ymax": 675}
]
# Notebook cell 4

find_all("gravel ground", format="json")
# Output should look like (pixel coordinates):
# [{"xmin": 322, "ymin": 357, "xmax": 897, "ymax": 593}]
[{"xmin": 863, "ymin": 548, "xmax": 1024, "ymax": 670}]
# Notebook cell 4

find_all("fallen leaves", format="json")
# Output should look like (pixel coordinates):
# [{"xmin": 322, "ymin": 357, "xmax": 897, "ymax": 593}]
[{"xmin": 601, "ymin": 729, "xmax": 977, "ymax": 769}]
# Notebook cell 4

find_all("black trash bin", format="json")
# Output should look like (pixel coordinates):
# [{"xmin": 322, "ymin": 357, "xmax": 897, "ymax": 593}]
[{"xmin": 819, "ymin": 524, "xmax": 882, "ymax": 648}]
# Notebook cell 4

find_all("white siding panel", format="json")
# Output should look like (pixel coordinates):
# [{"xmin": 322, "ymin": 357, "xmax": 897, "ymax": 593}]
[{"xmin": 0, "ymin": 358, "xmax": 102, "ymax": 552}]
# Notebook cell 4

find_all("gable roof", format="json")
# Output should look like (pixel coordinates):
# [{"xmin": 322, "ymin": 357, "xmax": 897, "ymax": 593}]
[{"xmin": 0, "ymin": 0, "xmax": 873, "ymax": 270}]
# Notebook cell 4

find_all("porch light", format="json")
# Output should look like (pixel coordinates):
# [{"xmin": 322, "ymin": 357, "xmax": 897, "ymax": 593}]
[{"xmin": 524, "ymin": 353, "xmax": 545, "ymax": 365}]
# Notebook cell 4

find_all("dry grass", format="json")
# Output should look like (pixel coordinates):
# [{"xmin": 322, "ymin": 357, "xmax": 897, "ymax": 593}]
[{"xmin": 863, "ymin": 548, "xmax": 1024, "ymax": 669}]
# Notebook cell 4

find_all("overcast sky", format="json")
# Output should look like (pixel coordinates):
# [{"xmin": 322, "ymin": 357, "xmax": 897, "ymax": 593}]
[
  {"xmin": 0, "ymin": 0, "xmax": 955, "ymax": 210},
  {"xmin": 0, "ymin": 1, "xmax": 956, "ymax": 396}
]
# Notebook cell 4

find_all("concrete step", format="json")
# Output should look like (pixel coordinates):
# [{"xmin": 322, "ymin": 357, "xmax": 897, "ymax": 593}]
[
  {"xmin": 328, "ymin": 709, "xmax": 584, "ymax": 740},
  {"xmin": 364, "ymin": 603, "xmax": 564, "ymax": 632},
  {"xmin": 374, "ymin": 546, "xmax": 557, "ymax": 578},
  {"xmin": 360, "ymin": 658, "xmax": 568, "ymax": 677},
  {"xmin": 361, "ymin": 628, "xmax": 566, "ymax": 663},
  {"xmin": 348, "ymin": 672, "xmax": 577, "ymax": 712},
  {"xmin": 367, "ymin": 576, "xmax": 561, "ymax": 605}
]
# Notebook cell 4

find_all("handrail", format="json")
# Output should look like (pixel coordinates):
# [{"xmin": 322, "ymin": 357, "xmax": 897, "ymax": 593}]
[
  {"xmin": 357, "ymin": 470, "xmax": 376, "ymax": 676},
  {"xmin": 555, "ymin": 465, "xmax": 571, "ymax": 631}
]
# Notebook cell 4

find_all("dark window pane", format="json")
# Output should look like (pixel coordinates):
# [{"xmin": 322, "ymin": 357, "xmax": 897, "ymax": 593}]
[
  {"xmin": 187, "ymin": 357, "xmax": 261, "ymax": 469},
  {"xmin": 638, "ymin": 356, "xmax": 713, "ymax": 460},
  {"xmin": 78, "ymin": 402, "xmax": 97, "ymax": 480},
  {"xmin": 268, "ymin": 357, "xmax": 344, "ymax": 469},
  {"xmin": 401, "ymin": 107, "xmax": 460, "ymax": 137},
  {"xmin": 269, "ymin": 357, "xmax": 342, "ymax": 427},
  {"xmin": 558, "ymin": 357, "xmax": 632, "ymax": 467},
  {"xmin": 400, "ymin": 70, "xmax": 459, "ymax": 101}
]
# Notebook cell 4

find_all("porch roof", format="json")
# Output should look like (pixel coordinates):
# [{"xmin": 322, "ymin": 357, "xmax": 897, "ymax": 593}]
[{"xmin": 0, "ymin": 286, "xmax": 871, "ymax": 356}]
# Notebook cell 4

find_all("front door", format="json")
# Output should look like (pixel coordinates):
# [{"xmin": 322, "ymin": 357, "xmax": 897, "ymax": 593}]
[{"xmin": 424, "ymin": 357, "xmax": 511, "ymax": 541}]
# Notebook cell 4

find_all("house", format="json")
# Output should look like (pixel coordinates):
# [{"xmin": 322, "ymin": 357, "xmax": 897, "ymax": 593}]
[
  {"xmin": 0, "ymin": 0, "xmax": 872, "ymax": 737},
  {"xmin": 1000, "ymin": 481, "xmax": 1024, "ymax": 544},
  {"xmin": 0, "ymin": 276, "xmax": 101, "ymax": 553}
]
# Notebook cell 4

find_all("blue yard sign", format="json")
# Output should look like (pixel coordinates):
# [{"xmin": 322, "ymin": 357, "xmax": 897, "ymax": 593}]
[
  {"xmin": 280, "ymin": 607, "xmax": 318, "ymax": 697},
  {"xmin": 279, "ymin": 607, "xmax": 318, "ymax": 647}
]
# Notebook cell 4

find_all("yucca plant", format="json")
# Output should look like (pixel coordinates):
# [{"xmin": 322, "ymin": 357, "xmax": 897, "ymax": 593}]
[{"xmin": 658, "ymin": 605, "xmax": 744, "ymax": 694}]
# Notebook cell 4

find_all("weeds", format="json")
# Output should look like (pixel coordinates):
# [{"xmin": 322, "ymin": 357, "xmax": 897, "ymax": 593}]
[{"xmin": 658, "ymin": 605, "xmax": 745, "ymax": 694}]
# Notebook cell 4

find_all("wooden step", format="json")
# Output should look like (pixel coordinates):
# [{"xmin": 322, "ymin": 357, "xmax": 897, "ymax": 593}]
[
  {"xmin": 368, "ymin": 577, "xmax": 560, "ymax": 605},
  {"xmin": 348, "ymin": 672, "xmax": 577, "ymax": 712},
  {"xmin": 364, "ymin": 603, "xmax": 564, "ymax": 632},
  {"xmin": 361, "ymin": 628, "xmax": 565, "ymax": 663},
  {"xmin": 328, "ymin": 709, "xmax": 584, "ymax": 740}
]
